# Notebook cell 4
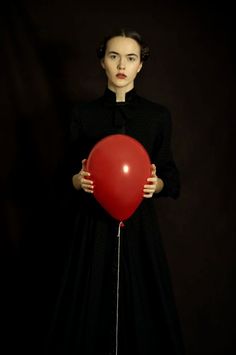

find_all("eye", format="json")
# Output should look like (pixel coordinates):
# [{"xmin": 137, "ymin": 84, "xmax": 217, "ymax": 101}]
[
  {"xmin": 109, "ymin": 54, "xmax": 117, "ymax": 60},
  {"xmin": 127, "ymin": 56, "xmax": 137, "ymax": 62}
]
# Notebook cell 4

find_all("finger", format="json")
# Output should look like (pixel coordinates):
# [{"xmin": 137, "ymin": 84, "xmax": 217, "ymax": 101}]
[
  {"xmin": 79, "ymin": 172, "xmax": 89, "ymax": 179},
  {"xmin": 144, "ymin": 181, "xmax": 157, "ymax": 189},
  {"xmin": 146, "ymin": 177, "xmax": 157, "ymax": 183},
  {"xmin": 83, "ymin": 187, "xmax": 93, "ymax": 194},
  {"xmin": 84, "ymin": 187, "xmax": 94, "ymax": 194},
  {"xmin": 143, "ymin": 192, "xmax": 153, "ymax": 198},
  {"xmin": 144, "ymin": 184, "xmax": 155, "ymax": 190},
  {"xmin": 151, "ymin": 164, "xmax": 156, "ymax": 176},
  {"xmin": 80, "ymin": 171, "xmax": 91, "ymax": 178},
  {"xmin": 81, "ymin": 178, "xmax": 93, "ymax": 187},
  {"xmin": 144, "ymin": 182, "xmax": 156, "ymax": 192},
  {"xmin": 143, "ymin": 189, "xmax": 155, "ymax": 194},
  {"xmin": 82, "ymin": 183, "xmax": 94, "ymax": 190},
  {"xmin": 82, "ymin": 183, "xmax": 94, "ymax": 193}
]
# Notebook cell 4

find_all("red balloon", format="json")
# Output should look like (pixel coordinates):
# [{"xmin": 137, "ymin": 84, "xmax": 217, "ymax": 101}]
[{"xmin": 86, "ymin": 134, "xmax": 151, "ymax": 221}]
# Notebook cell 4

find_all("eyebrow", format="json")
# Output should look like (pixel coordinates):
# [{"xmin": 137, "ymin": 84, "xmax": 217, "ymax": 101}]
[{"xmin": 107, "ymin": 51, "xmax": 139, "ymax": 57}]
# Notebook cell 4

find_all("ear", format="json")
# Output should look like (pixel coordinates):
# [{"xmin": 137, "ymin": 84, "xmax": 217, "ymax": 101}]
[
  {"xmin": 137, "ymin": 62, "xmax": 143, "ymax": 73},
  {"xmin": 100, "ymin": 59, "xmax": 105, "ymax": 69}
]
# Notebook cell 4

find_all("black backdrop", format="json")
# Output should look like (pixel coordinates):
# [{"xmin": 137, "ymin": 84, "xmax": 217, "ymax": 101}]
[{"xmin": 0, "ymin": 1, "xmax": 235, "ymax": 354}]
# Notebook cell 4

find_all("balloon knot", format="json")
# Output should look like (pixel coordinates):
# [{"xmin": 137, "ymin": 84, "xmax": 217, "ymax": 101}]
[{"xmin": 117, "ymin": 221, "xmax": 125, "ymax": 238}]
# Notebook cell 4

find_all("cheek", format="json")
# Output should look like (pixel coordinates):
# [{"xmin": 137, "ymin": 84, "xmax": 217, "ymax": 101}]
[
  {"xmin": 131, "ymin": 67, "xmax": 140, "ymax": 77},
  {"xmin": 106, "ymin": 68, "xmax": 114, "ymax": 78},
  {"xmin": 105, "ymin": 63, "xmax": 116, "ymax": 75}
]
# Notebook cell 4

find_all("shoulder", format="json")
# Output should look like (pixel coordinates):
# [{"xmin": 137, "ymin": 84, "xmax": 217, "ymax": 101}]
[
  {"xmin": 68, "ymin": 97, "xmax": 104, "ymax": 129},
  {"xmin": 137, "ymin": 95, "xmax": 169, "ymax": 112},
  {"xmin": 71, "ymin": 97, "xmax": 104, "ymax": 114},
  {"xmin": 136, "ymin": 95, "xmax": 171, "ymax": 123}
]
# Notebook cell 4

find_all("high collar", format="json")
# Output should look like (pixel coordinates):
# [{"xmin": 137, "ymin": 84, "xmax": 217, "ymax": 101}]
[{"xmin": 103, "ymin": 87, "xmax": 137, "ymax": 105}]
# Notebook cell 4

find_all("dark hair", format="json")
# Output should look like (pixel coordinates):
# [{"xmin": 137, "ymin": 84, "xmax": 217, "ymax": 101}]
[{"xmin": 96, "ymin": 28, "xmax": 150, "ymax": 62}]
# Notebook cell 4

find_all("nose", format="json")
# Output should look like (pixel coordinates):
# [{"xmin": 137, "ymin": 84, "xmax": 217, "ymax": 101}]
[{"xmin": 117, "ymin": 57, "xmax": 125, "ymax": 70}]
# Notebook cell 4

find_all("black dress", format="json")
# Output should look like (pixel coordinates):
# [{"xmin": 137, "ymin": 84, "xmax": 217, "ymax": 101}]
[{"xmin": 45, "ymin": 88, "xmax": 185, "ymax": 355}]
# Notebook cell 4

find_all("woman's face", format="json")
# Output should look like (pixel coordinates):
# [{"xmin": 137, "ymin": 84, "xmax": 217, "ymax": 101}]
[{"xmin": 101, "ymin": 36, "xmax": 143, "ymax": 92}]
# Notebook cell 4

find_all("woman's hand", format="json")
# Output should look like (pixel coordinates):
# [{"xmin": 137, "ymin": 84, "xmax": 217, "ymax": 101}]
[
  {"xmin": 143, "ymin": 164, "xmax": 164, "ymax": 198},
  {"xmin": 72, "ymin": 159, "xmax": 94, "ymax": 193}
]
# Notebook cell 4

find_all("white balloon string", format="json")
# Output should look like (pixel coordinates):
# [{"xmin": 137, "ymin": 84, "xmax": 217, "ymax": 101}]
[{"xmin": 115, "ymin": 221, "xmax": 123, "ymax": 355}]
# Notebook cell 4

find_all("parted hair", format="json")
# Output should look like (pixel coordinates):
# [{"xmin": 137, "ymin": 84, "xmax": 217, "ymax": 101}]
[{"xmin": 96, "ymin": 28, "xmax": 150, "ymax": 62}]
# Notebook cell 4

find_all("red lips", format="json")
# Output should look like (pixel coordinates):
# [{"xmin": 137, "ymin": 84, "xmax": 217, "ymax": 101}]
[{"xmin": 116, "ymin": 73, "xmax": 127, "ymax": 79}]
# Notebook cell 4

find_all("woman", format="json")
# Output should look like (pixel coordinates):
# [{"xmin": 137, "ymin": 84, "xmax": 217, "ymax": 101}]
[{"xmin": 46, "ymin": 29, "xmax": 185, "ymax": 355}]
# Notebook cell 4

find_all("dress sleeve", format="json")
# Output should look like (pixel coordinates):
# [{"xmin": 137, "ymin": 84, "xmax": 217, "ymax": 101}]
[
  {"xmin": 68, "ymin": 104, "xmax": 86, "ymax": 176},
  {"xmin": 56, "ymin": 104, "xmax": 86, "ymax": 206},
  {"xmin": 155, "ymin": 108, "xmax": 180, "ymax": 199}
]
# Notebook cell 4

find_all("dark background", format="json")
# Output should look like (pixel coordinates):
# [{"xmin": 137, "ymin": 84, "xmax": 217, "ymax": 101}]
[{"xmin": 0, "ymin": 1, "xmax": 235, "ymax": 354}]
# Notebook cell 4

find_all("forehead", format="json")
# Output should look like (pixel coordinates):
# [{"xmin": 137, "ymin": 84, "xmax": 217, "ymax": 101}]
[{"xmin": 106, "ymin": 36, "xmax": 141, "ymax": 55}]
